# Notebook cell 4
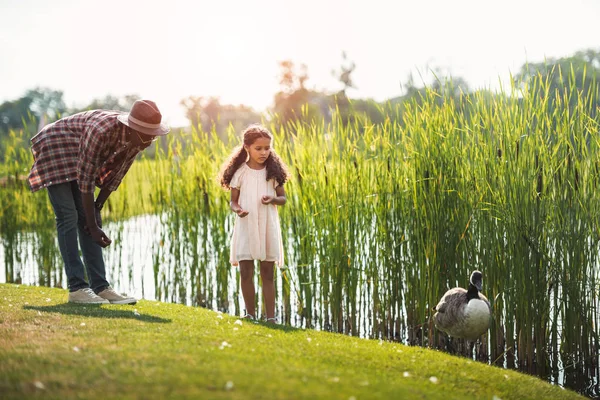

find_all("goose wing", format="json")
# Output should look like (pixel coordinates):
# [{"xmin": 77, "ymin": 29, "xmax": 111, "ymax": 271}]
[
  {"xmin": 433, "ymin": 288, "xmax": 467, "ymax": 334},
  {"xmin": 434, "ymin": 287, "xmax": 466, "ymax": 313}
]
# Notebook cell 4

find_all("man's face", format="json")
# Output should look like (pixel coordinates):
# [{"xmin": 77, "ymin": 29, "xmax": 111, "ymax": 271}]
[{"xmin": 132, "ymin": 129, "xmax": 157, "ymax": 150}]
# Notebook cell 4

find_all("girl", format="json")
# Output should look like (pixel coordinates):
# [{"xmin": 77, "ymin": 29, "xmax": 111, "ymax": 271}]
[{"xmin": 218, "ymin": 124, "xmax": 289, "ymax": 323}]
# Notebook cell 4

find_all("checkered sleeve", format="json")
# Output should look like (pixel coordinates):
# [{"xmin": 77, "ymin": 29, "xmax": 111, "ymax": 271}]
[{"xmin": 77, "ymin": 119, "xmax": 111, "ymax": 193}]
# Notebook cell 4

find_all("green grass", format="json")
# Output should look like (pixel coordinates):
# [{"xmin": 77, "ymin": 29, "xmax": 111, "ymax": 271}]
[{"xmin": 0, "ymin": 284, "xmax": 583, "ymax": 400}]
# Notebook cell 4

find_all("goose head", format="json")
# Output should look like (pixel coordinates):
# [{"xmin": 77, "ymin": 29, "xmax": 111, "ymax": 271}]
[{"xmin": 467, "ymin": 270, "xmax": 483, "ymax": 299}]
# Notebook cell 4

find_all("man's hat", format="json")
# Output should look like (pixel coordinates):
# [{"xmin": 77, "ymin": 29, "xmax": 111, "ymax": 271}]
[{"xmin": 117, "ymin": 100, "xmax": 170, "ymax": 136}]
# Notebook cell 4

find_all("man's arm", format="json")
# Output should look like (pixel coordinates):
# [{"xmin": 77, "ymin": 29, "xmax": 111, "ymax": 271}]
[
  {"xmin": 82, "ymin": 192, "xmax": 112, "ymax": 248},
  {"xmin": 95, "ymin": 188, "xmax": 112, "ymax": 211}
]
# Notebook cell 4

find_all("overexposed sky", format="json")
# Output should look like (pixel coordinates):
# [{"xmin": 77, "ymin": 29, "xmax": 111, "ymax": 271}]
[{"xmin": 1, "ymin": 0, "xmax": 599, "ymax": 126}]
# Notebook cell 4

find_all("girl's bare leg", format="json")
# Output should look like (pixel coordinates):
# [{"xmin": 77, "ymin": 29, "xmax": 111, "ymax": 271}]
[
  {"xmin": 260, "ymin": 261, "xmax": 275, "ymax": 321},
  {"xmin": 239, "ymin": 260, "xmax": 255, "ymax": 318}
]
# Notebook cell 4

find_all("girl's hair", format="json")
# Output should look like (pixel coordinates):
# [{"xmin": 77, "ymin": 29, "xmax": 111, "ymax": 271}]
[{"xmin": 218, "ymin": 124, "xmax": 289, "ymax": 189}]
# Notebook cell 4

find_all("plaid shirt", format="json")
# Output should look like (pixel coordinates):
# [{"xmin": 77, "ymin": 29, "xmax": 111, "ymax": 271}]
[{"xmin": 28, "ymin": 110, "xmax": 142, "ymax": 193}]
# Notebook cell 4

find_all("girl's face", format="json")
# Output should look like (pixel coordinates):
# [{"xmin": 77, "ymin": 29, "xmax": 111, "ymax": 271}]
[{"xmin": 245, "ymin": 137, "xmax": 271, "ymax": 167}]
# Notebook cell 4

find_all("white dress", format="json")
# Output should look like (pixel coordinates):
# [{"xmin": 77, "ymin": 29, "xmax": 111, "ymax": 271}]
[{"xmin": 229, "ymin": 163, "xmax": 284, "ymax": 267}]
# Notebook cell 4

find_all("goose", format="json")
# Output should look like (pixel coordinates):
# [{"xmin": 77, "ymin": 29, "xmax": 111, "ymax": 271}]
[{"xmin": 433, "ymin": 270, "xmax": 491, "ymax": 340}]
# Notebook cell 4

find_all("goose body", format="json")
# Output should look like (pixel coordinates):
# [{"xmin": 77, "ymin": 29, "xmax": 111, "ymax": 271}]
[{"xmin": 433, "ymin": 271, "xmax": 491, "ymax": 340}]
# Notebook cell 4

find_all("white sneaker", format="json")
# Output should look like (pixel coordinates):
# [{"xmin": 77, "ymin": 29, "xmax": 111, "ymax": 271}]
[
  {"xmin": 97, "ymin": 286, "xmax": 137, "ymax": 305},
  {"xmin": 69, "ymin": 288, "xmax": 109, "ymax": 304}
]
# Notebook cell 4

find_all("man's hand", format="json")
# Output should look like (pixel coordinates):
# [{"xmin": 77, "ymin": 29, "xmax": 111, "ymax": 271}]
[
  {"xmin": 87, "ymin": 226, "xmax": 112, "ymax": 248},
  {"xmin": 83, "ymin": 207, "xmax": 106, "ymax": 246}
]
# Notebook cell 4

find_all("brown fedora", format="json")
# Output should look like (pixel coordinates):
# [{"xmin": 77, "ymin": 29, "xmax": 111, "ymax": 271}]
[{"xmin": 117, "ymin": 100, "xmax": 170, "ymax": 136}]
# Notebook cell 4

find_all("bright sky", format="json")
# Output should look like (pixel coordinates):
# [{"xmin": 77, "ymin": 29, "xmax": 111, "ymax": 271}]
[{"xmin": 1, "ymin": 0, "xmax": 599, "ymax": 127}]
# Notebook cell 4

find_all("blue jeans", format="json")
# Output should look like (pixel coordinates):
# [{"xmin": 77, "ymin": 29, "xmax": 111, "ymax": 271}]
[{"xmin": 46, "ymin": 181, "xmax": 109, "ymax": 293}]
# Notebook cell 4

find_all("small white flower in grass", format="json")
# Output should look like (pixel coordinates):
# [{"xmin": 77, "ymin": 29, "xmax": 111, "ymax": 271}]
[
  {"xmin": 403, "ymin": 372, "xmax": 410, "ymax": 378},
  {"xmin": 429, "ymin": 376, "xmax": 439, "ymax": 384},
  {"xmin": 306, "ymin": 337, "xmax": 312, "ymax": 342},
  {"xmin": 80, "ymin": 322, "xmax": 86, "ymax": 327},
  {"xmin": 33, "ymin": 381, "xmax": 45, "ymax": 390},
  {"xmin": 133, "ymin": 310, "xmax": 140, "ymax": 316},
  {"xmin": 267, "ymin": 334, "xmax": 272, "ymax": 338},
  {"xmin": 46, "ymin": 298, "xmax": 51, "ymax": 302},
  {"xmin": 72, "ymin": 346, "xmax": 80, "ymax": 352},
  {"xmin": 8, "ymin": 304, "xmax": 12, "ymax": 307},
  {"xmin": 219, "ymin": 341, "xmax": 232, "ymax": 350},
  {"xmin": 234, "ymin": 319, "xmax": 243, "ymax": 326},
  {"xmin": 225, "ymin": 381, "xmax": 234, "ymax": 391}
]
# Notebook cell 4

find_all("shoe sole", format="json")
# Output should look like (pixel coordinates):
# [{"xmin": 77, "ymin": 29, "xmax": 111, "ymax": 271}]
[
  {"xmin": 69, "ymin": 300, "xmax": 109, "ymax": 304},
  {"xmin": 108, "ymin": 299, "xmax": 137, "ymax": 305}
]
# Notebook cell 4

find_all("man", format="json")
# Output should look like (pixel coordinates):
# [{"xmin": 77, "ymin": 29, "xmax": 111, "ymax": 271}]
[{"xmin": 27, "ymin": 100, "xmax": 170, "ymax": 304}]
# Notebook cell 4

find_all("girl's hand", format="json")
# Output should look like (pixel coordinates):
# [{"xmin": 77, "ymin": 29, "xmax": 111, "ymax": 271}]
[
  {"xmin": 261, "ymin": 195, "xmax": 274, "ymax": 204},
  {"xmin": 235, "ymin": 208, "xmax": 249, "ymax": 218}
]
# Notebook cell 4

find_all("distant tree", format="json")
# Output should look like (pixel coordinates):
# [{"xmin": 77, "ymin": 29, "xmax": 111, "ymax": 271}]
[
  {"xmin": 180, "ymin": 95, "xmax": 203, "ymax": 129},
  {"xmin": 332, "ymin": 51, "xmax": 357, "ymax": 95},
  {"xmin": 180, "ymin": 96, "xmax": 222, "ymax": 134},
  {"xmin": 272, "ymin": 60, "xmax": 323, "ymax": 127},
  {"xmin": 27, "ymin": 87, "xmax": 67, "ymax": 120},
  {"xmin": 0, "ymin": 96, "xmax": 33, "ymax": 133},
  {"xmin": 514, "ymin": 49, "xmax": 600, "ymax": 112},
  {"xmin": 179, "ymin": 95, "xmax": 261, "ymax": 142},
  {"xmin": 328, "ymin": 52, "xmax": 358, "ymax": 125},
  {"xmin": 0, "ymin": 87, "xmax": 66, "ymax": 133}
]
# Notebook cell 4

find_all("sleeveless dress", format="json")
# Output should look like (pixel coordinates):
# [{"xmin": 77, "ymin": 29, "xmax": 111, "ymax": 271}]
[{"xmin": 229, "ymin": 163, "xmax": 284, "ymax": 267}]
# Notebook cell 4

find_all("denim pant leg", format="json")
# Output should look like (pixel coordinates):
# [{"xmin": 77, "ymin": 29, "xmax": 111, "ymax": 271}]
[
  {"xmin": 47, "ymin": 181, "xmax": 89, "ymax": 291},
  {"xmin": 47, "ymin": 181, "xmax": 109, "ymax": 292},
  {"xmin": 70, "ymin": 182, "xmax": 110, "ymax": 293}
]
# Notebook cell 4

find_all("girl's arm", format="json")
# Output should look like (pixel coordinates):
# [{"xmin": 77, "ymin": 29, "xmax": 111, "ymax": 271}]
[
  {"xmin": 261, "ymin": 185, "xmax": 286, "ymax": 206},
  {"xmin": 230, "ymin": 188, "xmax": 249, "ymax": 217}
]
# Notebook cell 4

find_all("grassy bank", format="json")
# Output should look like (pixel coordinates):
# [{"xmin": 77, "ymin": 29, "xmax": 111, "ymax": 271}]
[{"xmin": 0, "ymin": 284, "xmax": 583, "ymax": 400}]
